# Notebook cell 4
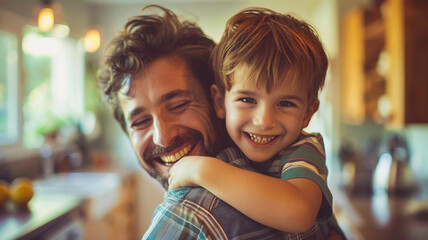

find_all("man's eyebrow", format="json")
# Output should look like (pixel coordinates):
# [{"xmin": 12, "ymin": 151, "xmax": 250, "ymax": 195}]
[
  {"xmin": 159, "ymin": 90, "xmax": 191, "ymax": 104},
  {"xmin": 127, "ymin": 90, "xmax": 191, "ymax": 121},
  {"xmin": 128, "ymin": 107, "xmax": 145, "ymax": 122}
]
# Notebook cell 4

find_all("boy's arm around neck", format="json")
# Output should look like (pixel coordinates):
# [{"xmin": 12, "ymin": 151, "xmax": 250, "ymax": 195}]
[{"xmin": 194, "ymin": 158, "xmax": 323, "ymax": 232}]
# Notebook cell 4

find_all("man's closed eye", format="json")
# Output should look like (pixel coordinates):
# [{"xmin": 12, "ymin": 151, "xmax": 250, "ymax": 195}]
[
  {"xmin": 131, "ymin": 118, "xmax": 152, "ymax": 129},
  {"xmin": 168, "ymin": 100, "xmax": 190, "ymax": 113}
]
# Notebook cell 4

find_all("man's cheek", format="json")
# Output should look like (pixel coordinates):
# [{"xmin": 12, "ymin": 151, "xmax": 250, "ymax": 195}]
[{"xmin": 130, "ymin": 131, "xmax": 150, "ymax": 160}]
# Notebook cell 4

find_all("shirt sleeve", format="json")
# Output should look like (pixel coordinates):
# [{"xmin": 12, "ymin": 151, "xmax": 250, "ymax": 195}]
[{"xmin": 278, "ymin": 132, "xmax": 333, "ymax": 222}]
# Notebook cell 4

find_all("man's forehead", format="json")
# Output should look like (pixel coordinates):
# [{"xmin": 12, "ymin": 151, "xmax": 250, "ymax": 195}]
[{"xmin": 119, "ymin": 57, "xmax": 200, "ymax": 99}]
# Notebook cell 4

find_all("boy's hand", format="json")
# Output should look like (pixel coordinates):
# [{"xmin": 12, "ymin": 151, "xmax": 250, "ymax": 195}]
[{"xmin": 168, "ymin": 156, "xmax": 217, "ymax": 190}]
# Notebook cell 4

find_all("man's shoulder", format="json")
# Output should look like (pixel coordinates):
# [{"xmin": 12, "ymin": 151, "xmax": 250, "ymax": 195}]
[
  {"xmin": 160, "ymin": 187, "xmax": 289, "ymax": 239},
  {"xmin": 146, "ymin": 187, "xmax": 228, "ymax": 239},
  {"xmin": 151, "ymin": 187, "xmax": 328, "ymax": 240},
  {"xmin": 168, "ymin": 187, "xmax": 222, "ymax": 210}
]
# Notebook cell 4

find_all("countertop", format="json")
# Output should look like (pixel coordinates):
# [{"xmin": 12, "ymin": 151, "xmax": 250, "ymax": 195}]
[
  {"xmin": 0, "ymin": 169, "xmax": 136, "ymax": 239},
  {"xmin": 333, "ymin": 184, "xmax": 428, "ymax": 240},
  {"xmin": 0, "ymin": 192, "xmax": 82, "ymax": 240}
]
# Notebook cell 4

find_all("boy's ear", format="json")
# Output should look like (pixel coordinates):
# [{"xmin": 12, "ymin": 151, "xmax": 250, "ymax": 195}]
[
  {"xmin": 211, "ymin": 84, "xmax": 226, "ymax": 119},
  {"xmin": 302, "ymin": 100, "xmax": 319, "ymax": 128}
]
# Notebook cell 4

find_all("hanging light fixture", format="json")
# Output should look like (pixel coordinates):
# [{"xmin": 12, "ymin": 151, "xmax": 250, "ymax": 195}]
[
  {"xmin": 38, "ymin": 0, "xmax": 54, "ymax": 32},
  {"xmin": 84, "ymin": 29, "xmax": 101, "ymax": 53}
]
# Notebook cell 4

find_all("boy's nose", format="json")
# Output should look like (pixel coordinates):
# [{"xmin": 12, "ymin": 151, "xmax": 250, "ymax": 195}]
[
  {"xmin": 253, "ymin": 106, "xmax": 275, "ymax": 129},
  {"xmin": 152, "ymin": 116, "xmax": 176, "ymax": 147}
]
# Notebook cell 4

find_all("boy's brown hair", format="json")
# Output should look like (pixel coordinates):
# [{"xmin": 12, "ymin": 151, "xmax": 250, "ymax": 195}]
[{"xmin": 211, "ymin": 7, "xmax": 328, "ymax": 104}]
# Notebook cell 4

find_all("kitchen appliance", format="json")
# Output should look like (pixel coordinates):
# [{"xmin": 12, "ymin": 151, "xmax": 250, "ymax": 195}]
[{"xmin": 373, "ymin": 135, "xmax": 417, "ymax": 194}]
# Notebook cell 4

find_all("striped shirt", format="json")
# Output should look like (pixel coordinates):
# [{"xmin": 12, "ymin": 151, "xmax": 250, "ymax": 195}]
[
  {"xmin": 143, "ymin": 132, "xmax": 340, "ymax": 239},
  {"xmin": 253, "ymin": 131, "xmax": 332, "ymax": 222}
]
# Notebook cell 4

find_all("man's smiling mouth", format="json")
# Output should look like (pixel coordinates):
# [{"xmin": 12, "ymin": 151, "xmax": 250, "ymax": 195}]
[
  {"xmin": 247, "ymin": 132, "xmax": 276, "ymax": 144},
  {"xmin": 159, "ymin": 144, "xmax": 192, "ymax": 164}
]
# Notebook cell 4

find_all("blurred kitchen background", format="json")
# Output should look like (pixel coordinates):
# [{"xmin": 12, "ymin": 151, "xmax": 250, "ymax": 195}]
[{"xmin": 1, "ymin": 0, "xmax": 427, "ymax": 239}]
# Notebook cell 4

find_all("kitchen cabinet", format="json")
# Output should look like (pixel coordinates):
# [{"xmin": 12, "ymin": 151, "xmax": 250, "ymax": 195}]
[
  {"xmin": 341, "ymin": 0, "xmax": 428, "ymax": 128},
  {"xmin": 82, "ymin": 171, "xmax": 138, "ymax": 240}
]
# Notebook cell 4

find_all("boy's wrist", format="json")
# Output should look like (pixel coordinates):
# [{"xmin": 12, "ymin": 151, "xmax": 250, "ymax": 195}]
[{"xmin": 195, "ymin": 157, "xmax": 220, "ymax": 189}]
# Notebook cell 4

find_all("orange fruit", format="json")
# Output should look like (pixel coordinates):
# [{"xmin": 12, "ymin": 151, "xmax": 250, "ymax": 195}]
[
  {"xmin": 9, "ymin": 178, "xmax": 34, "ymax": 207},
  {"xmin": 0, "ymin": 180, "xmax": 9, "ymax": 207}
]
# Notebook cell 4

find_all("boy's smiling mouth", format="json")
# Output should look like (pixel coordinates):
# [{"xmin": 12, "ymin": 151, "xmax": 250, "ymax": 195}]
[{"xmin": 246, "ymin": 132, "xmax": 277, "ymax": 144}]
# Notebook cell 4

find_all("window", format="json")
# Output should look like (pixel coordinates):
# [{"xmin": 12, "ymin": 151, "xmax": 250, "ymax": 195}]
[
  {"xmin": 21, "ymin": 25, "xmax": 85, "ymax": 148},
  {"xmin": 0, "ymin": 22, "xmax": 86, "ymax": 158},
  {"xmin": 0, "ymin": 29, "xmax": 19, "ymax": 145}
]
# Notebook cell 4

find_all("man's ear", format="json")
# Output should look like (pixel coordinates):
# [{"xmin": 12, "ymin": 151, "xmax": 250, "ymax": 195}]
[
  {"xmin": 211, "ymin": 84, "xmax": 226, "ymax": 119},
  {"xmin": 302, "ymin": 100, "xmax": 319, "ymax": 128}
]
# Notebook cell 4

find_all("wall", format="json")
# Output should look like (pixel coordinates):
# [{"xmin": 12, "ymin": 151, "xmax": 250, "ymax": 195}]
[{"xmin": 0, "ymin": 0, "xmax": 91, "ymax": 39}]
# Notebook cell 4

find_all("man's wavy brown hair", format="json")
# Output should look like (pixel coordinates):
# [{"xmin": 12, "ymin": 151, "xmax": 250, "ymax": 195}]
[
  {"xmin": 211, "ymin": 7, "xmax": 328, "ymax": 104},
  {"xmin": 98, "ymin": 5, "xmax": 215, "ymax": 132}
]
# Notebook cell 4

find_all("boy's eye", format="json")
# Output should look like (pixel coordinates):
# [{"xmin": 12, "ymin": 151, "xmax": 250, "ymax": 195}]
[
  {"xmin": 131, "ymin": 117, "xmax": 152, "ymax": 129},
  {"xmin": 239, "ymin": 97, "xmax": 256, "ymax": 104},
  {"xmin": 168, "ymin": 100, "xmax": 190, "ymax": 112},
  {"xmin": 278, "ymin": 101, "xmax": 296, "ymax": 107}
]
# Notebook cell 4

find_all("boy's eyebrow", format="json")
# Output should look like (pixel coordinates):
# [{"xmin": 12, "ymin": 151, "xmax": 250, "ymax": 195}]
[
  {"xmin": 279, "ymin": 95, "xmax": 305, "ymax": 104},
  {"xmin": 235, "ymin": 90, "xmax": 305, "ymax": 104},
  {"xmin": 235, "ymin": 90, "xmax": 256, "ymax": 96},
  {"xmin": 127, "ymin": 90, "xmax": 191, "ymax": 121}
]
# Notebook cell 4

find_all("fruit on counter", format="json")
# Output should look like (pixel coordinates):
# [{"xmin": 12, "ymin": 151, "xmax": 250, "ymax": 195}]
[
  {"xmin": 9, "ymin": 177, "xmax": 34, "ymax": 207},
  {"xmin": 0, "ymin": 180, "xmax": 9, "ymax": 207}
]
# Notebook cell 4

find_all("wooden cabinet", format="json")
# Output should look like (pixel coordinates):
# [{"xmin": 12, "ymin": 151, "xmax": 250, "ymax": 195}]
[
  {"xmin": 82, "ymin": 171, "xmax": 138, "ymax": 240},
  {"xmin": 341, "ymin": 0, "xmax": 428, "ymax": 128}
]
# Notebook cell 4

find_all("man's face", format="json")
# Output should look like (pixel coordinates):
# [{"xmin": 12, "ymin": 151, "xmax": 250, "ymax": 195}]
[{"xmin": 118, "ymin": 57, "xmax": 220, "ymax": 188}]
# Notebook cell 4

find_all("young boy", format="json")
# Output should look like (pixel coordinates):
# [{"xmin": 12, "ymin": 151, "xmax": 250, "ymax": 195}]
[{"xmin": 168, "ymin": 7, "xmax": 340, "ymax": 236}]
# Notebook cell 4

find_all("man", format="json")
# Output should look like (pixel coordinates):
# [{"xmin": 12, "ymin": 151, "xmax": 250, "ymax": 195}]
[
  {"xmin": 98, "ymin": 5, "xmax": 344, "ymax": 239},
  {"xmin": 98, "ymin": 5, "xmax": 227, "ymax": 190}
]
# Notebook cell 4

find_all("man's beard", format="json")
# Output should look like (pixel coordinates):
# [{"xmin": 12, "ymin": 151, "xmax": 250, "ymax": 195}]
[{"xmin": 147, "ymin": 168, "xmax": 169, "ymax": 190}]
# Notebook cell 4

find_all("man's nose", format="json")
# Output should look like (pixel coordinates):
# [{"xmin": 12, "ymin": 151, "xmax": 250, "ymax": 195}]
[
  {"xmin": 152, "ymin": 116, "xmax": 176, "ymax": 147},
  {"xmin": 253, "ymin": 105, "xmax": 275, "ymax": 130}
]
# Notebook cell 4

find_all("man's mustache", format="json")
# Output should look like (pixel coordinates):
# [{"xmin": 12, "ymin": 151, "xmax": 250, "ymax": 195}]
[{"xmin": 143, "ymin": 129, "xmax": 202, "ymax": 160}]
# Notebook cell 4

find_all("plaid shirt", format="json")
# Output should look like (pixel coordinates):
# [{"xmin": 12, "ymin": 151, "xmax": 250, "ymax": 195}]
[{"xmin": 143, "ymin": 132, "xmax": 337, "ymax": 240}]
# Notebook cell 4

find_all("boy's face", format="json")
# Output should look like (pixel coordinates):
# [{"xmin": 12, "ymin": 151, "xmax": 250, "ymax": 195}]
[{"xmin": 214, "ymin": 65, "xmax": 318, "ymax": 162}]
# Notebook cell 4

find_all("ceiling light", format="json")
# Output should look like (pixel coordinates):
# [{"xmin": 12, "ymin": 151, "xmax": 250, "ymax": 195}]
[
  {"xmin": 38, "ymin": 7, "xmax": 54, "ymax": 32},
  {"xmin": 84, "ymin": 29, "xmax": 101, "ymax": 53}
]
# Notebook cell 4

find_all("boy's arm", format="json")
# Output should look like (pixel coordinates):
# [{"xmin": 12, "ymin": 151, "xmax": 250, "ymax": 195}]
[{"xmin": 168, "ymin": 156, "xmax": 322, "ymax": 233}]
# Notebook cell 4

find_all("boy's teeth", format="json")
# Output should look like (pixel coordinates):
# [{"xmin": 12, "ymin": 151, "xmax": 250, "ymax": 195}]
[
  {"xmin": 248, "ymin": 133, "xmax": 275, "ymax": 144},
  {"xmin": 160, "ymin": 145, "xmax": 191, "ymax": 164}
]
